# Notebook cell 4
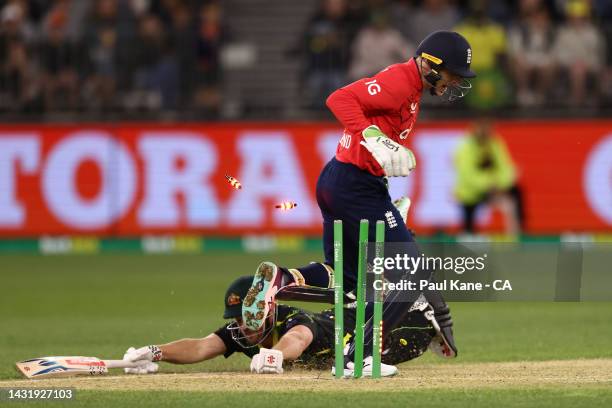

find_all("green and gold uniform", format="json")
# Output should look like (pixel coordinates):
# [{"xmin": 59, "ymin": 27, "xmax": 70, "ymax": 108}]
[{"xmin": 215, "ymin": 305, "xmax": 435, "ymax": 369}]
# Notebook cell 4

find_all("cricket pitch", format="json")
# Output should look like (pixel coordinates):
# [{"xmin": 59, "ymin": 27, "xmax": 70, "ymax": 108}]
[{"xmin": 2, "ymin": 359, "xmax": 611, "ymax": 392}]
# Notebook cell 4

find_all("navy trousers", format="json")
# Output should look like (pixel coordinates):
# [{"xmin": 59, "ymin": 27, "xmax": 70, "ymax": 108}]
[{"xmin": 316, "ymin": 158, "xmax": 428, "ymax": 360}]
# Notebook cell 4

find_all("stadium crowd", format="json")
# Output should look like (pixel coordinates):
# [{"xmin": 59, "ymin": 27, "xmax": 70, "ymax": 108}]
[
  {"xmin": 300, "ymin": 0, "xmax": 612, "ymax": 111},
  {"xmin": 0, "ymin": 0, "xmax": 611, "ymax": 117},
  {"xmin": 0, "ymin": 0, "xmax": 225, "ymax": 115}
]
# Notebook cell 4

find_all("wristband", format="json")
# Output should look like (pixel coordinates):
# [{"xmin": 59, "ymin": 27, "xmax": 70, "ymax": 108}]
[{"xmin": 148, "ymin": 345, "xmax": 163, "ymax": 362}]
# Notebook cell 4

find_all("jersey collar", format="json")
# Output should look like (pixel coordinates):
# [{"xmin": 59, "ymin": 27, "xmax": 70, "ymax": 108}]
[{"xmin": 407, "ymin": 58, "xmax": 424, "ymax": 93}]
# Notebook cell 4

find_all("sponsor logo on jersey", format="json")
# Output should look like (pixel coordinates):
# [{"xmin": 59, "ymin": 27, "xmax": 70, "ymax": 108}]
[
  {"xmin": 365, "ymin": 79, "xmax": 381, "ymax": 95},
  {"xmin": 399, "ymin": 124, "xmax": 413, "ymax": 139}
]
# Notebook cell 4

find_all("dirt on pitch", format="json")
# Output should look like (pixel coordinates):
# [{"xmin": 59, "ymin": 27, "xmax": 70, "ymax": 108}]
[{"xmin": 2, "ymin": 359, "xmax": 611, "ymax": 392}]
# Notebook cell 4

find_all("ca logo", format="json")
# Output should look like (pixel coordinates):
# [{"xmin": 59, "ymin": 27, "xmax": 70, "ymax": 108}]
[{"xmin": 365, "ymin": 79, "xmax": 381, "ymax": 95}]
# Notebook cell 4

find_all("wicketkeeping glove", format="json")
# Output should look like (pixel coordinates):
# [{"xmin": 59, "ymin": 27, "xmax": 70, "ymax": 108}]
[{"xmin": 360, "ymin": 125, "xmax": 416, "ymax": 177}]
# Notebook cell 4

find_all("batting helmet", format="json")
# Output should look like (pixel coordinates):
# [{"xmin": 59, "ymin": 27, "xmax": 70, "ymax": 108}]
[
  {"xmin": 415, "ymin": 30, "xmax": 476, "ymax": 79},
  {"xmin": 223, "ymin": 275, "xmax": 253, "ymax": 319}
]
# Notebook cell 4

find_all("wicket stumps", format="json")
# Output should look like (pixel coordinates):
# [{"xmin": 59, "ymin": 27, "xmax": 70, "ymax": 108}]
[
  {"xmin": 372, "ymin": 220, "xmax": 385, "ymax": 378},
  {"xmin": 333, "ymin": 219, "xmax": 385, "ymax": 379},
  {"xmin": 333, "ymin": 220, "xmax": 344, "ymax": 379}
]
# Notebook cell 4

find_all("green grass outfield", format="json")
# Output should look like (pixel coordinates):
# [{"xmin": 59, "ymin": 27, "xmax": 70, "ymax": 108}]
[{"xmin": 1, "ymin": 253, "xmax": 611, "ymax": 407}]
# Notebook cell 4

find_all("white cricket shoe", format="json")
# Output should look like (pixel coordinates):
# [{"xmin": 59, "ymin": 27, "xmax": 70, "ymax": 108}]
[
  {"xmin": 330, "ymin": 364, "xmax": 354, "ymax": 378},
  {"xmin": 361, "ymin": 356, "xmax": 398, "ymax": 377},
  {"xmin": 331, "ymin": 357, "xmax": 398, "ymax": 378}
]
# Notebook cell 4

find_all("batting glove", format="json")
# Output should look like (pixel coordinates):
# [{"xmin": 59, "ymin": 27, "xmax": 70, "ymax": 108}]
[
  {"xmin": 123, "ymin": 346, "xmax": 160, "ymax": 374},
  {"xmin": 360, "ymin": 125, "xmax": 416, "ymax": 177},
  {"xmin": 123, "ymin": 361, "xmax": 159, "ymax": 375},
  {"xmin": 123, "ymin": 345, "xmax": 163, "ymax": 362},
  {"xmin": 250, "ymin": 348, "xmax": 284, "ymax": 374}
]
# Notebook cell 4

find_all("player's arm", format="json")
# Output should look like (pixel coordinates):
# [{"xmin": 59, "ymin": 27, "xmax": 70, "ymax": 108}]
[
  {"xmin": 273, "ymin": 324, "xmax": 314, "ymax": 360},
  {"xmin": 326, "ymin": 72, "xmax": 401, "ymax": 136},
  {"xmin": 123, "ymin": 333, "xmax": 227, "ymax": 373},
  {"xmin": 159, "ymin": 333, "xmax": 227, "ymax": 364},
  {"xmin": 250, "ymin": 324, "xmax": 314, "ymax": 374},
  {"xmin": 327, "ymin": 70, "xmax": 416, "ymax": 177}
]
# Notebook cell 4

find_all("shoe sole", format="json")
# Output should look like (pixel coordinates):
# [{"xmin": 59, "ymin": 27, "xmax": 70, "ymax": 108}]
[
  {"xmin": 242, "ymin": 262, "xmax": 279, "ymax": 330},
  {"xmin": 330, "ymin": 367, "xmax": 354, "ymax": 378},
  {"xmin": 362, "ymin": 369, "xmax": 398, "ymax": 378},
  {"xmin": 331, "ymin": 367, "xmax": 398, "ymax": 378}
]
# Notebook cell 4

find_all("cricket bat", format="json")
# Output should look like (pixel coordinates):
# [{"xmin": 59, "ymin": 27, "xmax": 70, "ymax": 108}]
[{"xmin": 16, "ymin": 356, "xmax": 143, "ymax": 379}]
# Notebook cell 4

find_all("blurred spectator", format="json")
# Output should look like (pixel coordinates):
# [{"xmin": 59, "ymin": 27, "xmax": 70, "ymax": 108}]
[
  {"xmin": 83, "ymin": 26, "xmax": 117, "ymax": 110},
  {"xmin": 40, "ymin": 0, "xmax": 83, "ymax": 111},
  {"xmin": 0, "ymin": 1, "xmax": 38, "ymax": 44},
  {"xmin": 83, "ymin": 0, "xmax": 132, "ymax": 39},
  {"xmin": 600, "ymin": 3, "xmax": 612, "ymax": 104},
  {"xmin": 553, "ymin": 0, "xmax": 605, "ymax": 106},
  {"xmin": 166, "ymin": 1, "xmax": 197, "ymax": 109},
  {"xmin": 128, "ymin": 13, "xmax": 178, "ymax": 110},
  {"xmin": 348, "ymin": 9, "xmax": 413, "ymax": 80},
  {"xmin": 84, "ymin": 0, "xmax": 137, "ymax": 97},
  {"xmin": 0, "ymin": 38, "xmax": 40, "ymax": 111},
  {"xmin": 389, "ymin": 0, "xmax": 414, "ymax": 41},
  {"xmin": 300, "ymin": 0, "xmax": 358, "ymax": 109},
  {"xmin": 508, "ymin": 1, "xmax": 557, "ymax": 107},
  {"xmin": 405, "ymin": 0, "xmax": 459, "ymax": 45},
  {"xmin": 482, "ymin": 0, "xmax": 514, "ymax": 25},
  {"xmin": 63, "ymin": 0, "xmax": 93, "ymax": 41},
  {"xmin": 81, "ymin": 0, "xmax": 138, "ymax": 48},
  {"xmin": 455, "ymin": 0, "xmax": 511, "ymax": 109},
  {"xmin": 127, "ymin": 0, "xmax": 151, "ymax": 18},
  {"xmin": 193, "ymin": 1, "xmax": 225, "ymax": 116},
  {"xmin": 454, "ymin": 118, "xmax": 524, "ymax": 234}
]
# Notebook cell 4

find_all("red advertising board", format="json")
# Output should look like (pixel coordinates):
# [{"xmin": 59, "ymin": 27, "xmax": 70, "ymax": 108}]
[{"xmin": 0, "ymin": 121, "xmax": 611, "ymax": 236}]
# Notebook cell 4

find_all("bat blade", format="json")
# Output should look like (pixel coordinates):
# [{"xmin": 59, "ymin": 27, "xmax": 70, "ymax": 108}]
[{"xmin": 15, "ymin": 356, "xmax": 136, "ymax": 379}]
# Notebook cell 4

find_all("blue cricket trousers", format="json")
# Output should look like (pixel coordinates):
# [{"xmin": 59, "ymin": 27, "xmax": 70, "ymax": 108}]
[{"xmin": 316, "ymin": 158, "xmax": 428, "ymax": 359}]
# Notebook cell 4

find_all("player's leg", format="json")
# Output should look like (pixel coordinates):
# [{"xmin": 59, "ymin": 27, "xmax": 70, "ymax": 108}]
[
  {"xmin": 242, "ymin": 195, "xmax": 415, "ymax": 324},
  {"xmin": 345, "ymin": 190, "xmax": 451, "ymax": 374},
  {"xmin": 345, "ymin": 200, "xmax": 423, "ymax": 364},
  {"xmin": 315, "ymin": 158, "xmax": 367, "ymax": 292},
  {"xmin": 242, "ymin": 190, "xmax": 338, "ymax": 330},
  {"xmin": 381, "ymin": 309, "xmax": 435, "ymax": 365}
]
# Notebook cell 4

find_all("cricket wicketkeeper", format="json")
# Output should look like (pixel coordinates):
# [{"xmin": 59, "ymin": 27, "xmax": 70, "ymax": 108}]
[
  {"xmin": 241, "ymin": 30, "xmax": 474, "ymax": 377},
  {"xmin": 123, "ymin": 275, "xmax": 439, "ymax": 375}
]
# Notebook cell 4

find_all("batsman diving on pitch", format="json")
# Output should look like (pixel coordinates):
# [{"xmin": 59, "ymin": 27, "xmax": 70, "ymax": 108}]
[{"xmin": 121, "ymin": 274, "xmax": 450, "ymax": 376}]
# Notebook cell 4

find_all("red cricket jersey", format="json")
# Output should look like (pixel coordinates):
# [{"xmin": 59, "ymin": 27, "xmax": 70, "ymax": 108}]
[{"xmin": 326, "ymin": 58, "xmax": 424, "ymax": 176}]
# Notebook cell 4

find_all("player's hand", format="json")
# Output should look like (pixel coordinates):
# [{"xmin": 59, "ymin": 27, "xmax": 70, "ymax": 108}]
[
  {"xmin": 123, "ymin": 346, "xmax": 163, "ymax": 363},
  {"xmin": 360, "ymin": 125, "xmax": 416, "ymax": 177},
  {"xmin": 124, "ymin": 360, "xmax": 159, "ymax": 375},
  {"xmin": 123, "ymin": 346, "xmax": 161, "ymax": 375},
  {"xmin": 250, "ymin": 348, "xmax": 284, "ymax": 374}
]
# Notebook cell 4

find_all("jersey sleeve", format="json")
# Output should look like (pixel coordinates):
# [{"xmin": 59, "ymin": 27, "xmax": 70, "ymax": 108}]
[
  {"xmin": 283, "ymin": 310, "xmax": 319, "ymax": 339},
  {"xmin": 326, "ymin": 65, "xmax": 410, "ymax": 135}
]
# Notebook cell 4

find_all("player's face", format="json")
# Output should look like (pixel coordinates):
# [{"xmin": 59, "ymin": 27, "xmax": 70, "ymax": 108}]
[
  {"xmin": 235, "ymin": 317, "xmax": 268, "ymax": 345},
  {"xmin": 433, "ymin": 68, "xmax": 472, "ymax": 101},
  {"xmin": 433, "ymin": 70, "xmax": 462, "ymax": 97}
]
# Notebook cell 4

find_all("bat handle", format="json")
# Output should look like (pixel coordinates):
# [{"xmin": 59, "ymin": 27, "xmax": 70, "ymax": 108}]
[{"xmin": 103, "ymin": 360, "xmax": 145, "ymax": 369}]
